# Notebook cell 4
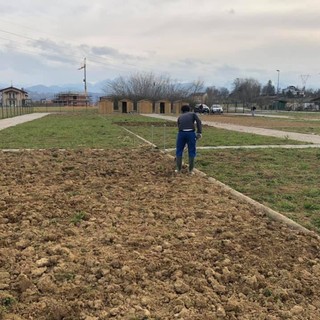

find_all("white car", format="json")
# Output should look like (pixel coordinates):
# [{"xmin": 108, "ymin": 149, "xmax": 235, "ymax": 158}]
[{"xmin": 211, "ymin": 104, "xmax": 223, "ymax": 114}]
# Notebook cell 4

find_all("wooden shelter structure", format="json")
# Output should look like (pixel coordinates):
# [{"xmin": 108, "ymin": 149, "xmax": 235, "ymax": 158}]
[
  {"xmin": 172, "ymin": 100, "xmax": 190, "ymax": 114},
  {"xmin": 137, "ymin": 99, "xmax": 153, "ymax": 113},
  {"xmin": 155, "ymin": 100, "xmax": 171, "ymax": 114},
  {"xmin": 118, "ymin": 99, "xmax": 134, "ymax": 113},
  {"xmin": 98, "ymin": 97, "xmax": 114, "ymax": 114}
]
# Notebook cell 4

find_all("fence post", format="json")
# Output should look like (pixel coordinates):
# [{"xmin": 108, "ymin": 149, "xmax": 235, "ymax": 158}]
[
  {"xmin": 151, "ymin": 125, "xmax": 154, "ymax": 145},
  {"xmin": 163, "ymin": 124, "xmax": 166, "ymax": 150}
]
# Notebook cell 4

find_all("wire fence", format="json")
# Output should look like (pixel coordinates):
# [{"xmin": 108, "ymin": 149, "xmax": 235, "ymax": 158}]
[
  {"xmin": 33, "ymin": 105, "xmax": 98, "ymax": 114},
  {"xmin": 0, "ymin": 106, "xmax": 34, "ymax": 120}
]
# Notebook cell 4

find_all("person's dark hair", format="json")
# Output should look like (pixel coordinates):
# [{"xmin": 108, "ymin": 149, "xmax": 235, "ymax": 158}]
[{"xmin": 181, "ymin": 105, "xmax": 190, "ymax": 113}]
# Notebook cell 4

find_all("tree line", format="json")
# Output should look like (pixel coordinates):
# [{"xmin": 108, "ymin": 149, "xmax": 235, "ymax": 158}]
[{"xmin": 103, "ymin": 72, "xmax": 320, "ymax": 107}]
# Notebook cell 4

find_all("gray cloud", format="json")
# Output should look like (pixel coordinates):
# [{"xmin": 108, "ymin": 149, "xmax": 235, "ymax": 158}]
[{"xmin": 1, "ymin": 0, "xmax": 320, "ymax": 88}]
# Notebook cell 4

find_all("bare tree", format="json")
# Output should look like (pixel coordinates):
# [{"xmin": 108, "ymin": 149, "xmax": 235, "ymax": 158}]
[
  {"xmin": 103, "ymin": 72, "xmax": 204, "ymax": 102},
  {"xmin": 261, "ymin": 80, "xmax": 276, "ymax": 96},
  {"xmin": 206, "ymin": 86, "xmax": 230, "ymax": 105},
  {"xmin": 230, "ymin": 78, "xmax": 261, "ymax": 107}
]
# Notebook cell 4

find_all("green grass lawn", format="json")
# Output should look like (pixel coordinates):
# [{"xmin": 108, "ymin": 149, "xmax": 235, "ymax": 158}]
[
  {"xmin": 117, "ymin": 119, "xmax": 307, "ymax": 149},
  {"xmin": 0, "ymin": 113, "xmax": 305, "ymax": 149},
  {"xmin": 0, "ymin": 113, "xmax": 145, "ymax": 149},
  {"xmin": 279, "ymin": 111, "xmax": 320, "ymax": 119},
  {"xmin": 196, "ymin": 148, "xmax": 320, "ymax": 232},
  {"xmin": 275, "ymin": 126, "xmax": 320, "ymax": 135}
]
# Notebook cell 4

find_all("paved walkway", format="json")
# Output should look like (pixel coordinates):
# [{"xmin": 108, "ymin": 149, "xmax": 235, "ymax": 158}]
[
  {"xmin": 142, "ymin": 114, "xmax": 320, "ymax": 144},
  {"xmin": 0, "ymin": 113, "xmax": 50, "ymax": 131}
]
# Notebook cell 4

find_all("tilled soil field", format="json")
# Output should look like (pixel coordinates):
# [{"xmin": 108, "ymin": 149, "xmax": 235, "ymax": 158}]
[{"xmin": 0, "ymin": 148, "xmax": 320, "ymax": 320}]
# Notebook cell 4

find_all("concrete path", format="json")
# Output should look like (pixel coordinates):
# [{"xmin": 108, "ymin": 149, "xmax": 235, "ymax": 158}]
[
  {"xmin": 0, "ymin": 113, "xmax": 51, "ymax": 131},
  {"xmin": 142, "ymin": 114, "xmax": 320, "ymax": 144}
]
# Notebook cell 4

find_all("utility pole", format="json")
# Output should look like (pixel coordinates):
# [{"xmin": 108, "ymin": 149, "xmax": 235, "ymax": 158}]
[
  {"xmin": 276, "ymin": 69, "xmax": 280, "ymax": 95},
  {"xmin": 79, "ymin": 57, "xmax": 87, "ymax": 95},
  {"xmin": 276, "ymin": 69, "xmax": 280, "ymax": 112},
  {"xmin": 300, "ymin": 74, "xmax": 310, "ymax": 92},
  {"xmin": 78, "ymin": 58, "xmax": 87, "ymax": 106},
  {"xmin": 83, "ymin": 57, "xmax": 87, "ymax": 96}
]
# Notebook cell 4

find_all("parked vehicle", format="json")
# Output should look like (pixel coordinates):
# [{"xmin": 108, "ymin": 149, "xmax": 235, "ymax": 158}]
[
  {"xmin": 211, "ymin": 104, "xmax": 223, "ymax": 114},
  {"xmin": 194, "ymin": 104, "xmax": 210, "ymax": 114}
]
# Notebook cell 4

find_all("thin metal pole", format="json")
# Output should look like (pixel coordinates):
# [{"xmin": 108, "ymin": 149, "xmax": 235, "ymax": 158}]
[
  {"xmin": 276, "ymin": 69, "xmax": 280, "ymax": 95},
  {"xmin": 151, "ymin": 125, "xmax": 154, "ymax": 145},
  {"xmin": 163, "ymin": 124, "xmax": 166, "ymax": 150}
]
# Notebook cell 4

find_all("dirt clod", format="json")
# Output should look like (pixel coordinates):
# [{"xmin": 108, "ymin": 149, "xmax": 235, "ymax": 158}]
[{"xmin": 0, "ymin": 148, "xmax": 320, "ymax": 319}]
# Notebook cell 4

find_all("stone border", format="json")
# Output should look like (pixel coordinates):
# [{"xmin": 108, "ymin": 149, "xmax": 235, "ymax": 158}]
[
  {"xmin": 198, "ymin": 170, "xmax": 313, "ymax": 234},
  {"xmin": 122, "ymin": 127, "xmax": 318, "ymax": 237},
  {"xmin": 2, "ymin": 126, "xmax": 317, "ymax": 238}
]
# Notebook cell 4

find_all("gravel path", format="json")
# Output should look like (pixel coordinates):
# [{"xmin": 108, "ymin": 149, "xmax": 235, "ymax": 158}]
[
  {"xmin": 0, "ymin": 113, "xmax": 50, "ymax": 131},
  {"xmin": 142, "ymin": 114, "xmax": 320, "ymax": 144}
]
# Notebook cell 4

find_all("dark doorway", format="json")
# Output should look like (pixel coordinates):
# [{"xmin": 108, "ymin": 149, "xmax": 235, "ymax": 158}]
[
  {"xmin": 122, "ymin": 101, "xmax": 127, "ymax": 113},
  {"xmin": 160, "ymin": 102, "xmax": 165, "ymax": 114}
]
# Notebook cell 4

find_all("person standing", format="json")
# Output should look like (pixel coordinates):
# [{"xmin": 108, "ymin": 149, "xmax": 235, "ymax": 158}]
[{"xmin": 175, "ymin": 105, "xmax": 202, "ymax": 174}]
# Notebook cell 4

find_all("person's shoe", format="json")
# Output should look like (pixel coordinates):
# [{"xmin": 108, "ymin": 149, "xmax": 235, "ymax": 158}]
[
  {"xmin": 188, "ymin": 157, "xmax": 195, "ymax": 172},
  {"xmin": 188, "ymin": 170, "xmax": 195, "ymax": 175},
  {"xmin": 176, "ymin": 156, "xmax": 182, "ymax": 172}
]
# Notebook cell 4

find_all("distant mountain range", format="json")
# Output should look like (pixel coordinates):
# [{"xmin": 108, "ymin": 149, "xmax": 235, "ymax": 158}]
[
  {"xmin": 26, "ymin": 80, "xmax": 111, "ymax": 103},
  {"xmin": 0, "ymin": 80, "xmax": 111, "ymax": 103}
]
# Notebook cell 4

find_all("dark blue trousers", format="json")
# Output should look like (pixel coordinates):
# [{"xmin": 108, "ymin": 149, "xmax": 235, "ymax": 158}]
[{"xmin": 176, "ymin": 131, "xmax": 197, "ymax": 158}]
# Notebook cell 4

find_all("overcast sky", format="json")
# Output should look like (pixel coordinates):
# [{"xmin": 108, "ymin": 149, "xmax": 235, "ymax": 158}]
[{"xmin": 1, "ymin": 0, "xmax": 320, "ymax": 91}]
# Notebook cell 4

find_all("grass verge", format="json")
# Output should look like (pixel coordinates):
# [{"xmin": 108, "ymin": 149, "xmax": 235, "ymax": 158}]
[
  {"xmin": 0, "ymin": 113, "xmax": 305, "ymax": 149},
  {"xmin": 117, "ymin": 119, "xmax": 307, "ymax": 148},
  {"xmin": 0, "ymin": 113, "xmax": 150, "ymax": 149},
  {"xmin": 196, "ymin": 148, "xmax": 320, "ymax": 232}
]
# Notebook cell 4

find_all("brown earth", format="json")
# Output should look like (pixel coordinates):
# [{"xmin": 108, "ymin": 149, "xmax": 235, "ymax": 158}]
[
  {"xmin": 201, "ymin": 114, "xmax": 320, "ymax": 129},
  {"xmin": 1, "ymin": 148, "xmax": 320, "ymax": 320}
]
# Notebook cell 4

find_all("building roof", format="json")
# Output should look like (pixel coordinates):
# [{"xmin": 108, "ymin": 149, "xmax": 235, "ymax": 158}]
[{"xmin": 0, "ymin": 86, "xmax": 28, "ymax": 94}]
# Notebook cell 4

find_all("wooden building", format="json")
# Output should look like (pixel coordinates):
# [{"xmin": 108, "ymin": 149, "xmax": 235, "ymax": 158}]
[
  {"xmin": 172, "ymin": 100, "xmax": 189, "ymax": 114},
  {"xmin": 155, "ymin": 100, "xmax": 171, "ymax": 114},
  {"xmin": 98, "ymin": 98, "xmax": 114, "ymax": 114},
  {"xmin": 137, "ymin": 99, "xmax": 153, "ymax": 113},
  {"xmin": 98, "ymin": 98, "xmax": 135, "ymax": 113},
  {"xmin": 99, "ymin": 97, "xmax": 183, "ymax": 114},
  {"xmin": 117, "ymin": 99, "xmax": 134, "ymax": 113}
]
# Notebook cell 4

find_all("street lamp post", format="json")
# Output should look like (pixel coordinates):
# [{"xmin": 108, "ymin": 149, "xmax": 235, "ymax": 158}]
[{"xmin": 276, "ymin": 69, "xmax": 280, "ymax": 95}]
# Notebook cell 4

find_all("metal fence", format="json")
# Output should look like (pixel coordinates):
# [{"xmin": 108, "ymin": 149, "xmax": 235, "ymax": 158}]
[
  {"xmin": 32, "ymin": 104, "xmax": 98, "ymax": 114},
  {"xmin": 0, "ymin": 106, "xmax": 34, "ymax": 119}
]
